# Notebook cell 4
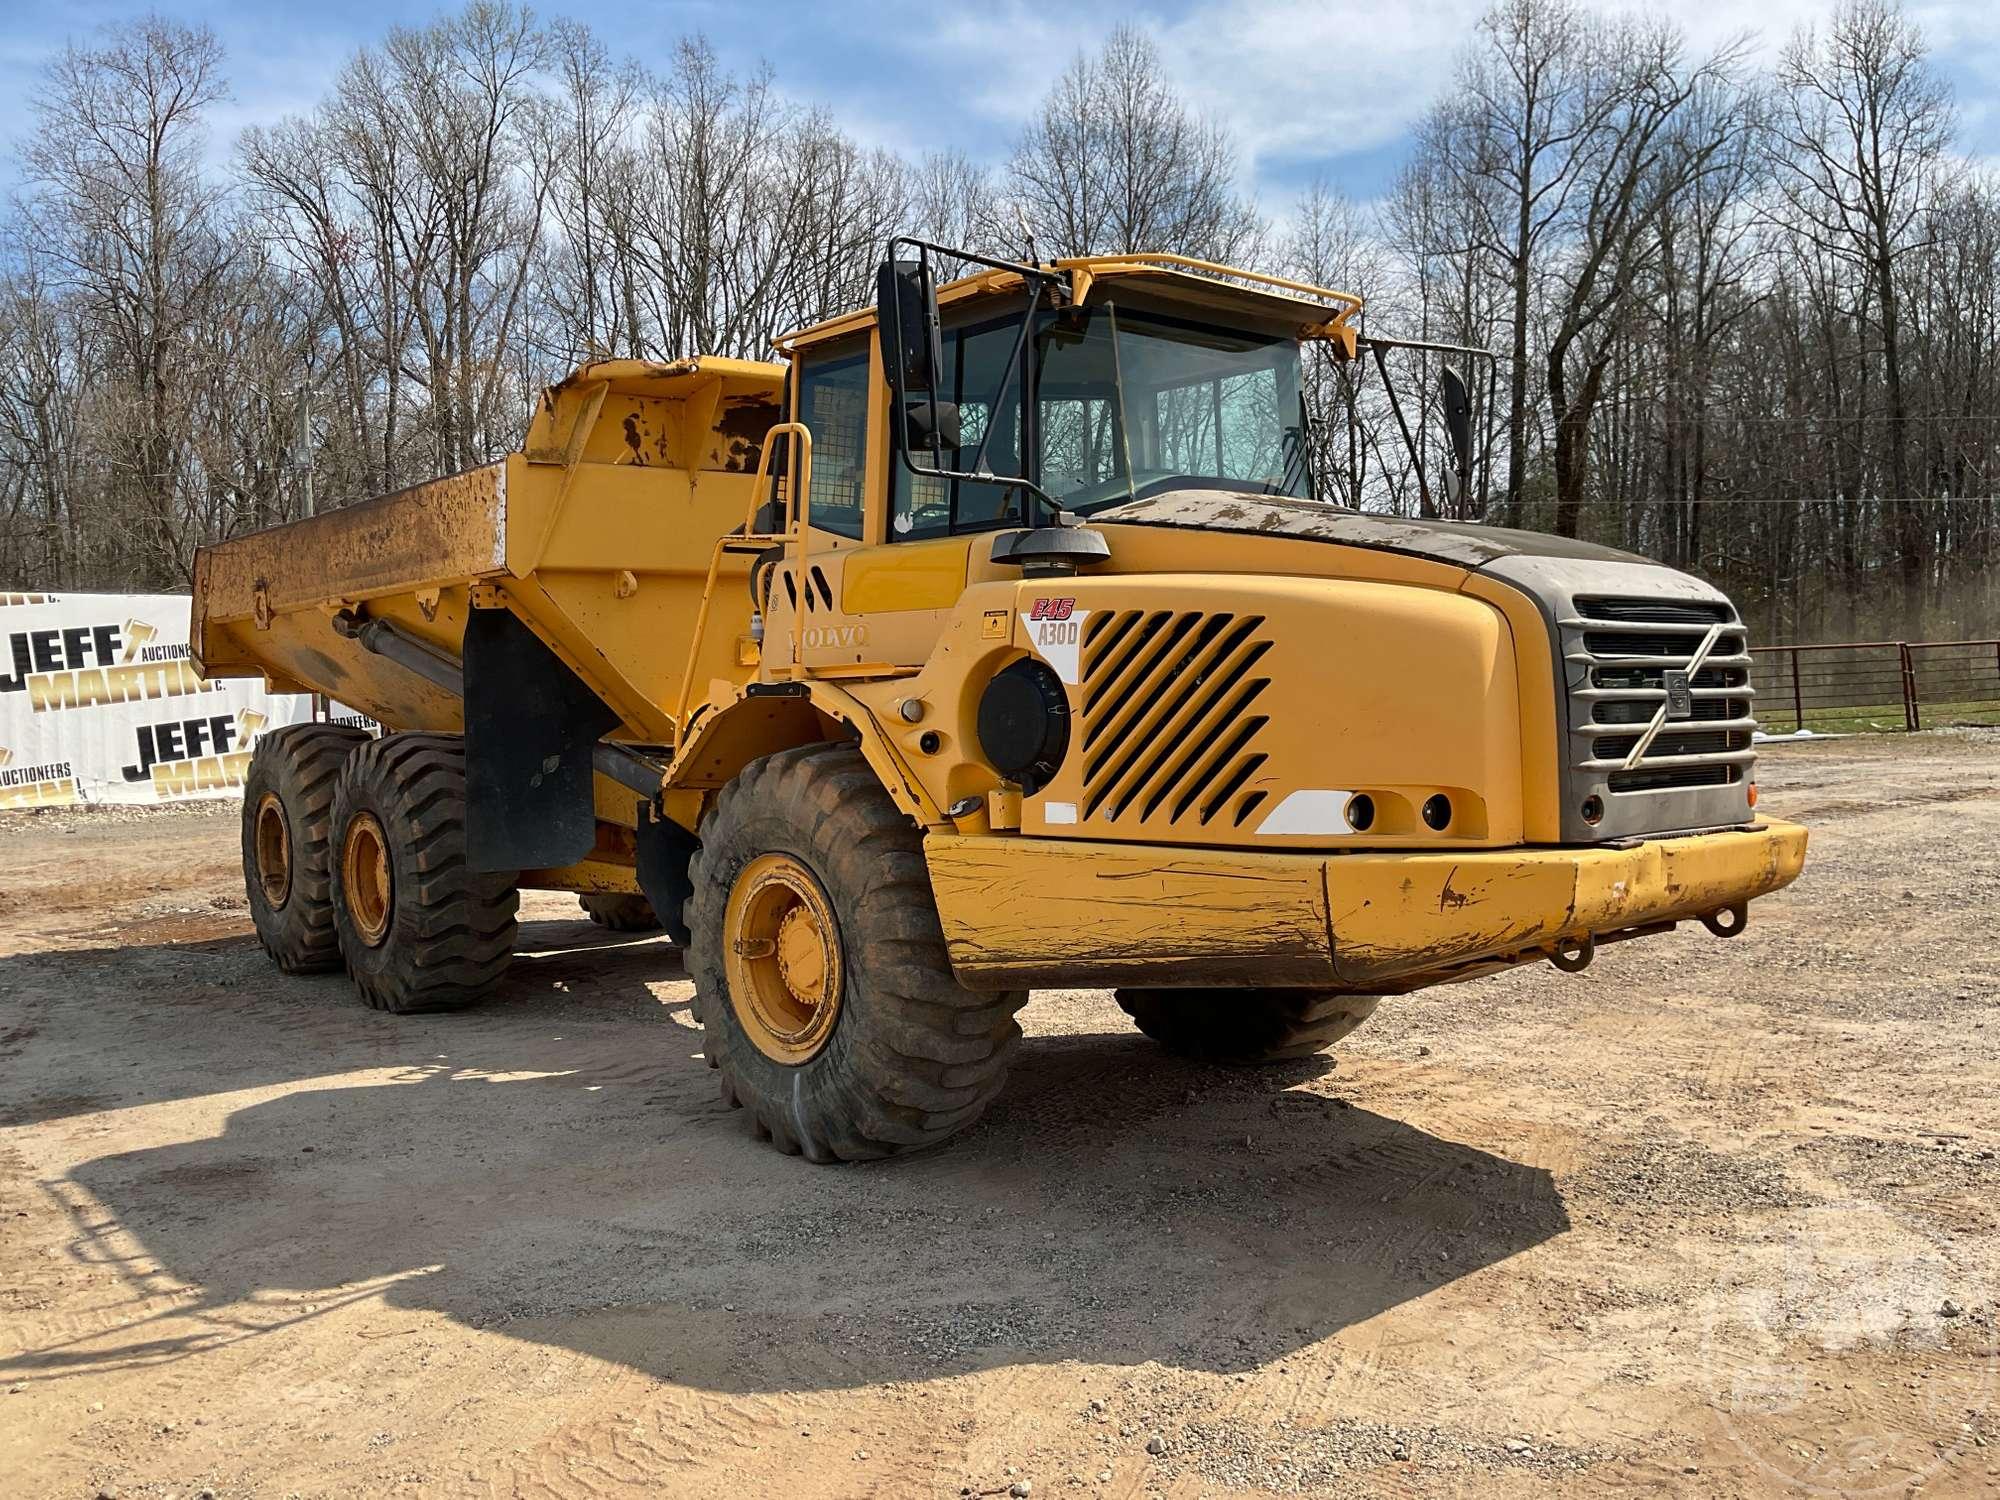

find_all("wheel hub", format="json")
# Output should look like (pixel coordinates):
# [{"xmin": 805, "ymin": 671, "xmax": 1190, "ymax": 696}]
[
  {"xmin": 775, "ymin": 904, "xmax": 830, "ymax": 1004},
  {"xmin": 253, "ymin": 792, "xmax": 292, "ymax": 908},
  {"xmin": 724, "ymin": 853, "xmax": 843, "ymax": 1065},
  {"xmin": 341, "ymin": 811, "xmax": 393, "ymax": 947}
]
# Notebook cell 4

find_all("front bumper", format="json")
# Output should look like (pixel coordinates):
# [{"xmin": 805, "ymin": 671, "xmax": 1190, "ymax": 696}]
[{"xmin": 925, "ymin": 818, "xmax": 1807, "ymax": 992}]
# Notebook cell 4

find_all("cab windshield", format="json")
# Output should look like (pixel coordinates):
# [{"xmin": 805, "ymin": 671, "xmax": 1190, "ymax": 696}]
[{"xmin": 891, "ymin": 303, "xmax": 1313, "ymax": 539}]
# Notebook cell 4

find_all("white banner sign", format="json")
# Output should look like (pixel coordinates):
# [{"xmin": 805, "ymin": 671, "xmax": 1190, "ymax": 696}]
[{"xmin": 0, "ymin": 591, "xmax": 321, "ymax": 810}]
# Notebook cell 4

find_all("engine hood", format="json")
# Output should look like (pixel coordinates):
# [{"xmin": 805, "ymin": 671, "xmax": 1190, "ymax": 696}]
[
  {"xmin": 1091, "ymin": 490, "xmax": 1645, "ymax": 572},
  {"xmin": 1087, "ymin": 488, "xmax": 1753, "ymax": 846}
]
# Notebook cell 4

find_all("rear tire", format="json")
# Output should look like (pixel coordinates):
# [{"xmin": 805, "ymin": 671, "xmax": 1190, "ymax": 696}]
[
  {"xmin": 686, "ymin": 743, "xmax": 1028, "ymax": 1162},
  {"xmin": 241, "ymin": 723, "xmax": 370, "ymax": 973},
  {"xmin": 329, "ymin": 732, "xmax": 518, "ymax": 1014},
  {"xmin": 579, "ymin": 892, "xmax": 661, "ymax": 933},
  {"xmin": 1114, "ymin": 988, "xmax": 1380, "ymax": 1062}
]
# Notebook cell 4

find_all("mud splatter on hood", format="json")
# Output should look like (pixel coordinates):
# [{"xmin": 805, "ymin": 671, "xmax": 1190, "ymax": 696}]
[{"xmin": 1092, "ymin": 489, "xmax": 1647, "ymax": 572}]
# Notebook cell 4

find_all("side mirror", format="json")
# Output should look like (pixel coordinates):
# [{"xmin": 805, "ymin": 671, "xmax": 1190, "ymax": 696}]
[
  {"xmin": 876, "ymin": 258, "xmax": 944, "ymax": 402},
  {"xmin": 903, "ymin": 397, "xmax": 962, "ymax": 451},
  {"xmin": 1440, "ymin": 365, "xmax": 1473, "ymax": 504}
]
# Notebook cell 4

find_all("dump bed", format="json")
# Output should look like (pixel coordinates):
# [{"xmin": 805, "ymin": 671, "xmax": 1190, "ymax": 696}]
[{"xmin": 193, "ymin": 357, "xmax": 787, "ymax": 746}]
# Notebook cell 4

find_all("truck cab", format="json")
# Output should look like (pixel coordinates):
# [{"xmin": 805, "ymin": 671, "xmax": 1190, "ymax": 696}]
[{"xmin": 740, "ymin": 250, "xmax": 1777, "ymax": 846}]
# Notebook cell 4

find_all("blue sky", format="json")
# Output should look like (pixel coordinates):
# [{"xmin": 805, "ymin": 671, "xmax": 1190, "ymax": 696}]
[{"xmin": 4, "ymin": 0, "xmax": 1999, "ymax": 211}]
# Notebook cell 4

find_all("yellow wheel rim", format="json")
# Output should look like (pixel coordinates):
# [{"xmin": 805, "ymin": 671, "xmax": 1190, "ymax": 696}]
[
  {"xmin": 253, "ymin": 792, "xmax": 292, "ymax": 908},
  {"xmin": 723, "ymin": 853, "xmax": 843, "ymax": 1065},
  {"xmin": 341, "ymin": 811, "xmax": 393, "ymax": 947}
]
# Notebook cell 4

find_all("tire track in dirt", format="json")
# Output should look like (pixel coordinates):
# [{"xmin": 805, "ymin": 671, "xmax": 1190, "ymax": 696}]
[{"xmin": 477, "ymin": 1340, "xmax": 961, "ymax": 1500}]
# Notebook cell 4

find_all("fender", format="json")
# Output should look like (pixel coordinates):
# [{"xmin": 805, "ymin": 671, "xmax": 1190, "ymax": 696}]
[{"xmin": 662, "ymin": 678, "xmax": 942, "ymax": 828}]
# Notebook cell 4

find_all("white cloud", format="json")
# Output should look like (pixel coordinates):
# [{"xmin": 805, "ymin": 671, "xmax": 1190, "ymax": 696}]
[
  {"xmin": 937, "ymin": 0, "xmax": 2000, "ymax": 202},
  {"xmin": 7, "ymin": 0, "xmax": 1998, "ymax": 212},
  {"xmin": 920, "ymin": 0, "xmax": 1473, "ymax": 198},
  {"xmin": 930, "ymin": 2, "xmax": 1094, "ymax": 126},
  {"xmin": 1164, "ymin": 0, "xmax": 1473, "ymax": 171}
]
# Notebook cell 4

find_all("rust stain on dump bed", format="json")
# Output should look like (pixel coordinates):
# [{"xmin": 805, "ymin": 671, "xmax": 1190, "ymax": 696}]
[
  {"xmin": 195, "ymin": 464, "xmax": 507, "ymax": 625},
  {"xmin": 718, "ymin": 396, "xmax": 779, "ymax": 473}
]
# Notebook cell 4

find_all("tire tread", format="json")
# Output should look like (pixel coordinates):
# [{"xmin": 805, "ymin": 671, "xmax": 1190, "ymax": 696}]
[
  {"xmin": 330, "ymin": 733, "xmax": 517, "ymax": 1014},
  {"xmin": 686, "ymin": 744, "xmax": 1027, "ymax": 1161},
  {"xmin": 242, "ymin": 723, "xmax": 371, "ymax": 973}
]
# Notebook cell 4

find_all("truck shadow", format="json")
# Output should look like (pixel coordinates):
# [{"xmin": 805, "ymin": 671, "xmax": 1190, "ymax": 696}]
[
  {"xmin": 0, "ymin": 913, "xmax": 684, "ymax": 1128},
  {"xmin": 1, "ymin": 921, "xmax": 1569, "ymax": 1394}
]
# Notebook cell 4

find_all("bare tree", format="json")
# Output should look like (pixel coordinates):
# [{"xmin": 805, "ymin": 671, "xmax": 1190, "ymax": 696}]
[
  {"xmin": 908, "ymin": 149, "xmax": 1003, "ymax": 270},
  {"xmin": 0, "ymin": 262, "xmax": 94, "ymax": 583},
  {"xmin": 9, "ymin": 2, "xmax": 2000, "ymax": 643},
  {"xmin": 383, "ymin": 3, "xmax": 551, "ymax": 473},
  {"xmin": 528, "ymin": 19, "xmax": 645, "ymax": 367},
  {"xmin": 1772, "ymin": 0, "xmax": 1955, "ymax": 631},
  {"xmin": 629, "ymin": 39, "xmax": 789, "ymax": 359},
  {"xmin": 1285, "ymin": 178, "xmax": 1390, "ymax": 508},
  {"xmin": 1648, "ymin": 64, "xmax": 1767, "ymax": 574},
  {"xmin": 1436, "ymin": 0, "xmax": 1600, "ymax": 520},
  {"xmin": 18, "ymin": 17, "xmax": 234, "ymax": 584},
  {"xmin": 1008, "ymin": 26, "xmax": 1262, "ymax": 264},
  {"xmin": 1384, "ymin": 126, "xmax": 1511, "ymax": 519},
  {"xmin": 1542, "ymin": 21, "xmax": 1743, "ymax": 538}
]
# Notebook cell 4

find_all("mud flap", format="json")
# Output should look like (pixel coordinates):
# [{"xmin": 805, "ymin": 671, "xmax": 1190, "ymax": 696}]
[
  {"xmin": 462, "ymin": 608, "xmax": 620, "ymax": 871},
  {"xmin": 635, "ymin": 800, "xmax": 697, "ymax": 946}
]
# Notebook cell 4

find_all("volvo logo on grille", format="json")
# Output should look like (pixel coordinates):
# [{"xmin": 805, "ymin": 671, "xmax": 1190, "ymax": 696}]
[{"xmin": 1663, "ymin": 668, "xmax": 1694, "ymax": 720}]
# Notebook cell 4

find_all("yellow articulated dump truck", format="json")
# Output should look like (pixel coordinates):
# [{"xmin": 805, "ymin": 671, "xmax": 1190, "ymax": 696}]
[{"xmin": 192, "ymin": 240, "xmax": 1806, "ymax": 1160}]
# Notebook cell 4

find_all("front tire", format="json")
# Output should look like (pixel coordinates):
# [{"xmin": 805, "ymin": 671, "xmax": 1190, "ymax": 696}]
[
  {"xmin": 1114, "ymin": 989, "xmax": 1380, "ymax": 1062},
  {"xmin": 686, "ymin": 743, "xmax": 1028, "ymax": 1161},
  {"xmin": 329, "ymin": 733, "xmax": 518, "ymax": 1014},
  {"xmin": 242, "ymin": 723, "xmax": 370, "ymax": 973}
]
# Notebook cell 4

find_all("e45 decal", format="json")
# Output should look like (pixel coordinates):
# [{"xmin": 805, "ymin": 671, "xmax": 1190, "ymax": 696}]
[{"xmin": 1020, "ymin": 598, "xmax": 1091, "ymax": 685}]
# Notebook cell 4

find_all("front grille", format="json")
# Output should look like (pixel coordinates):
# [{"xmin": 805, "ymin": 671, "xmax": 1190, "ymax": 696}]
[
  {"xmin": 1079, "ymin": 609, "xmax": 1273, "ymax": 827},
  {"xmin": 1583, "ymin": 629, "xmax": 1745, "ymax": 658},
  {"xmin": 1590, "ymin": 664, "xmax": 1746, "ymax": 691},
  {"xmin": 1592, "ymin": 727, "xmax": 1746, "ymax": 759},
  {"xmin": 1593, "ymin": 694, "xmax": 1736, "ymax": 725},
  {"xmin": 1574, "ymin": 595, "xmax": 1732, "ymax": 625},
  {"xmin": 1564, "ymin": 596, "xmax": 1756, "ymax": 799},
  {"xmin": 1609, "ymin": 763, "xmax": 1737, "ymax": 792}
]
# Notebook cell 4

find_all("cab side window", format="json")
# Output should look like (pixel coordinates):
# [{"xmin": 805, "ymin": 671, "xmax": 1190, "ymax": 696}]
[
  {"xmin": 890, "ymin": 320, "xmax": 1024, "ymax": 540},
  {"xmin": 796, "ymin": 351, "xmax": 867, "ymax": 539}
]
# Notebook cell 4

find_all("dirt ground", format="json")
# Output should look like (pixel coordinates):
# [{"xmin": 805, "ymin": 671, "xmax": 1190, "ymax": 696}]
[{"xmin": 1, "ymin": 733, "xmax": 1996, "ymax": 1500}]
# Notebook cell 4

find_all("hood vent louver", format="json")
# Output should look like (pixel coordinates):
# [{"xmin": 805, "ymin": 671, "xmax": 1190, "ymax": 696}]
[{"xmin": 1076, "ymin": 609, "xmax": 1273, "ymax": 828}]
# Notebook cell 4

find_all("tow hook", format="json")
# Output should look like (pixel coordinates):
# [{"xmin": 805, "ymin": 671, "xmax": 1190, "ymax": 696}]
[
  {"xmin": 1550, "ymin": 934, "xmax": 1595, "ymax": 974},
  {"xmin": 1701, "ymin": 903, "xmax": 1749, "ymax": 938}
]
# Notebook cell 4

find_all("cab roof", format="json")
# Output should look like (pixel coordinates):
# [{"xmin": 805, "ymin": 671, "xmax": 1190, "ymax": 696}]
[{"xmin": 775, "ymin": 253, "xmax": 1364, "ymax": 357}]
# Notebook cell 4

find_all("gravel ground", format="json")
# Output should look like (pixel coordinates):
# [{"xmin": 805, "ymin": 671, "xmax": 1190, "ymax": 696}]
[{"xmin": 1, "ymin": 730, "xmax": 1997, "ymax": 1498}]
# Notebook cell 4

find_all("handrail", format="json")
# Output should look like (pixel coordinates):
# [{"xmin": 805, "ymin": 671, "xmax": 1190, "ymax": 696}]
[
  {"xmin": 671, "ymin": 421, "xmax": 814, "ymax": 737},
  {"xmin": 783, "ymin": 425, "xmax": 816, "ymax": 669},
  {"xmin": 739, "ymin": 420, "xmax": 814, "ymax": 536}
]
